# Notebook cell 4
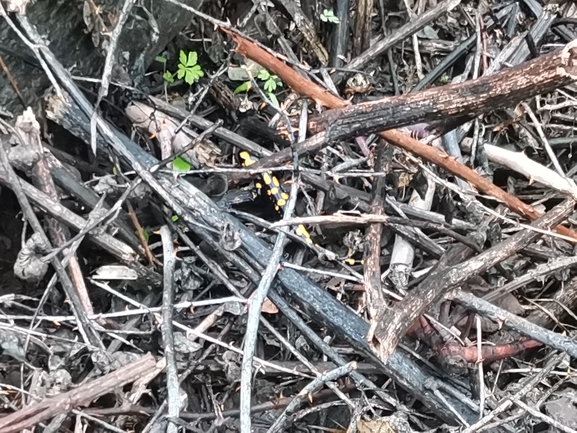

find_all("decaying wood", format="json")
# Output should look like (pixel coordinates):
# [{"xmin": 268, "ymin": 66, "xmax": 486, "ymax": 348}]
[
  {"xmin": 364, "ymin": 144, "xmax": 394, "ymax": 342},
  {"xmin": 271, "ymin": 0, "xmax": 329, "ymax": 65},
  {"xmin": 0, "ymin": 354, "xmax": 160, "ymax": 433},
  {"xmin": 373, "ymin": 199, "xmax": 576, "ymax": 364},
  {"xmin": 227, "ymin": 33, "xmax": 577, "ymax": 242},
  {"xmin": 3, "ymin": 0, "xmax": 577, "ymax": 430},
  {"xmin": 13, "ymin": 109, "xmax": 97, "ymax": 321},
  {"xmin": 36, "ymin": 42, "xmax": 479, "ymax": 424},
  {"xmin": 352, "ymin": 0, "xmax": 373, "ymax": 56},
  {"xmin": 49, "ymin": 87, "xmax": 479, "ymax": 424},
  {"xmin": 0, "ymin": 155, "xmax": 156, "ymax": 283},
  {"xmin": 309, "ymin": 40, "xmax": 577, "ymax": 139}
]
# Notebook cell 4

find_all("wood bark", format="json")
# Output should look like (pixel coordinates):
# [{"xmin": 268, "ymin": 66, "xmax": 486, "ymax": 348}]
[
  {"xmin": 308, "ymin": 41, "xmax": 577, "ymax": 139},
  {"xmin": 0, "ymin": 354, "xmax": 159, "ymax": 433},
  {"xmin": 373, "ymin": 199, "xmax": 576, "ymax": 364}
]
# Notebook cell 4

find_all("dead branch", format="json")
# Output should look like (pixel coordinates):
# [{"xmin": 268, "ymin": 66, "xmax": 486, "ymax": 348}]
[{"xmin": 0, "ymin": 353, "xmax": 160, "ymax": 433}]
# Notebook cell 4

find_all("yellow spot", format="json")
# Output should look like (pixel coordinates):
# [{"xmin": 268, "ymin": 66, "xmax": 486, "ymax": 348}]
[
  {"xmin": 272, "ymin": 177, "xmax": 280, "ymax": 187},
  {"xmin": 269, "ymin": 187, "xmax": 279, "ymax": 195},
  {"xmin": 263, "ymin": 173, "xmax": 272, "ymax": 184},
  {"xmin": 255, "ymin": 182, "xmax": 262, "ymax": 189},
  {"xmin": 277, "ymin": 198, "xmax": 286, "ymax": 207},
  {"xmin": 295, "ymin": 225, "xmax": 313, "ymax": 243},
  {"xmin": 239, "ymin": 151, "xmax": 255, "ymax": 166},
  {"xmin": 281, "ymin": 192, "xmax": 289, "ymax": 200},
  {"xmin": 344, "ymin": 258, "xmax": 356, "ymax": 265}
]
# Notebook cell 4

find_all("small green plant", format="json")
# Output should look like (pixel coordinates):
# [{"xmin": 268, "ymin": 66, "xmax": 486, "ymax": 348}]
[
  {"xmin": 163, "ymin": 71, "xmax": 175, "ymax": 83},
  {"xmin": 172, "ymin": 156, "xmax": 191, "ymax": 172},
  {"xmin": 320, "ymin": 9, "xmax": 339, "ymax": 24},
  {"xmin": 158, "ymin": 50, "xmax": 204, "ymax": 85},
  {"xmin": 156, "ymin": 55, "xmax": 175, "ymax": 84},
  {"xmin": 177, "ymin": 50, "xmax": 204, "ymax": 84},
  {"xmin": 234, "ymin": 68, "xmax": 283, "ymax": 107},
  {"xmin": 257, "ymin": 69, "xmax": 280, "ymax": 93}
]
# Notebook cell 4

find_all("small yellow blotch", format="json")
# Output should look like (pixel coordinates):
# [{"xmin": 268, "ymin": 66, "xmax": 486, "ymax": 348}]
[
  {"xmin": 255, "ymin": 182, "xmax": 262, "ymax": 189},
  {"xmin": 344, "ymin": 258, "xmax": 356, "ymax": 266},
  {"xmin": 263, "ymin": 173, "xmax": 272, "ymax": 184},
  {"xmin": 277, "ymin": 198, "xmax": 286, "ymax": 207},
  {"xmin": 272, "ymin": 177, "xmax": 280, "ymax": 187},
  {"xmin": 295, "ymin": 225, "xmax": 313, "ymax": 243},
  {"xmin": 281, "ymin": 192, "xmax": 289, "ymax": 200},
  {"xmin": 239, "ymin": 151, "xmax": 255, "ymax": 166},
  {"xmin": 269, "ymin": 187, "xmax": 279, "ymax": 195}
]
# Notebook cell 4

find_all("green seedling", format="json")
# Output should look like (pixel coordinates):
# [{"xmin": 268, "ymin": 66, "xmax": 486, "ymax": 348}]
[
  {"xmin": 320, "ymin": 9, "xmax": 339, "ymax": 24},
  {"xmin": 156, "ymin": 55, "xmax": 175, "ymax": 83},
  {"xmin": 234, "ymin": 68, "xmax": 283, "ymax": 107},
  {"xmin": 159, "ymin": 51, "xmax": 204, "ymax": 85},
  {"xmin": 177, "ymin": 50, "xmax": 204, "ymax": 84}
]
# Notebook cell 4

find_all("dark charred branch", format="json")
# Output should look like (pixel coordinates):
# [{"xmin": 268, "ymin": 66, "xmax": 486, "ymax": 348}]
[{"xmin": 308, "ymin": 42, "xmax": 577, "ymax": 139}]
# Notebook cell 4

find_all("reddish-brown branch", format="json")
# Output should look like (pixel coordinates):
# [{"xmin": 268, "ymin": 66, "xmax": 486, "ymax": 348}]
[
  {"xmin": 380, "ymin": 129, "xmax": 577, "ymax": 241},
  {"xmin": 222, "ymin": 29, "xmax": 349, "ymax": 109},
  {"xmin": 226, "ymin": 33, "xmax": 577, "ymax": 241}
]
